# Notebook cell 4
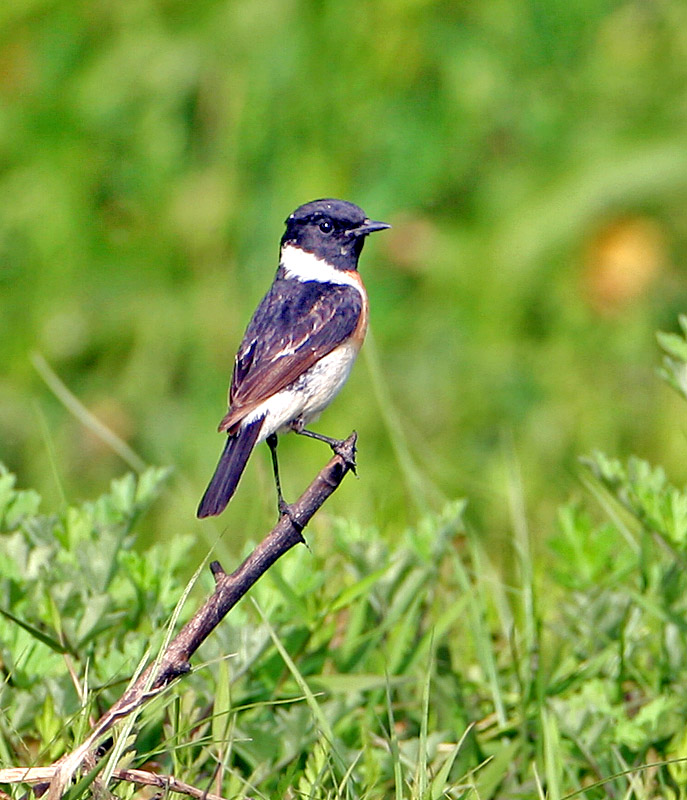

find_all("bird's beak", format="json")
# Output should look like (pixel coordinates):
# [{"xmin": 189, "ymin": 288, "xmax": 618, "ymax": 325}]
[{"xmin": 349, "ymin": 219, "xmax": 392, "ymax": 237}]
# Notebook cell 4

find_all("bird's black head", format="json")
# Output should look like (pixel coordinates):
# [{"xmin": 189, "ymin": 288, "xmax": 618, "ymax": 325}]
[{"xmin": 281, "ymin": 199, "xmax": 390, "ymax": 271}]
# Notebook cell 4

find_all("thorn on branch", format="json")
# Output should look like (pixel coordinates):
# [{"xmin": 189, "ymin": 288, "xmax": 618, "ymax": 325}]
[{"xmin": 210, "ymin": 561, "xmax": 226, "ymax": 580}]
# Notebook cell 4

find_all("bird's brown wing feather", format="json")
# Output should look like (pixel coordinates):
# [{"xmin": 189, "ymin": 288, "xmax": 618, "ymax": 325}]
[{"xmin": 218, "ymin": 278, "xmax": 362, "ymax": 433}]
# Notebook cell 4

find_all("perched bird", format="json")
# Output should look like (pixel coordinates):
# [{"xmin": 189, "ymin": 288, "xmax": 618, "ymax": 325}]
[{"xmin": 197, "ymin": 198, "xmax": 390, "ymax": 519}]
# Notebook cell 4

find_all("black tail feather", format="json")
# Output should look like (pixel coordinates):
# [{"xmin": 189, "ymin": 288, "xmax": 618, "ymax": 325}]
[{"xmin": 197, "ymin": 417, "xmax": 264, "ymax": 518}]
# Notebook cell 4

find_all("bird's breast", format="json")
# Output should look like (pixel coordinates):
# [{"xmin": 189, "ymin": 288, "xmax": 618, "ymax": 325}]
[{"xmin": 249, "ymin": 341, "xmax": 361, "ymax": 442}]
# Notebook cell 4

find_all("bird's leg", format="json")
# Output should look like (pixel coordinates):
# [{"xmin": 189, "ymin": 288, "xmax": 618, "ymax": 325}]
[
  {"xmin": 266, "ymin": 433, "xmax": 288, "ymax": 515},
  {"xmin": 266, "ymin": 434, "xmax": 303, "ymax": 533},
  {"xmin": 291, "ymin": 420, "xmax": 357, "ymax": 474}
]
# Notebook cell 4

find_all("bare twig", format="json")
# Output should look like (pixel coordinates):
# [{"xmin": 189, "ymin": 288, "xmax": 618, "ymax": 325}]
[
  {"xmin": 113, "ymin": 767, "xmax": 231, "ymax": 800},
  {"xmin": 0, "ymin": 433, "xmax": 357, "ymax": 798},
  {"xmin": 0, "ymin": 766, "xmax": 231, "ymax": 800},
  {"xmin": 103, "ymin": 431, "xmax": 356, "ymax": 718}
]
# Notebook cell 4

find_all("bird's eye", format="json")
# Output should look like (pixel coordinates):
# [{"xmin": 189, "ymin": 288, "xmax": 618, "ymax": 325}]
[{"xmin": 318, "ymin": 219, "xmax": 333, "ymax": 234}]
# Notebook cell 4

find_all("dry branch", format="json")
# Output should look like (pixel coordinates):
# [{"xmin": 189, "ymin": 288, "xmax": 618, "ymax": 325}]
[{"xmin": 0, "ymin": 433, "xmax": 357, "ymax": 799}]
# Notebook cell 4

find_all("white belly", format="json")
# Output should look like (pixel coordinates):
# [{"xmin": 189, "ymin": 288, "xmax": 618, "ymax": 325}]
[{"xmin": 243, "ymin": 342, "xmax": 360, "ymax": 442}]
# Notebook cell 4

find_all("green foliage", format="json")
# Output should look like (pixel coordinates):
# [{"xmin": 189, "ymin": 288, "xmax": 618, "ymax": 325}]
[
  {"xmin": 658, "ymin": 314, "xmax": 687, "ymax": 403},
  {"xmin": 0, "ymin": 466, "xmax": 189, "ymax": 755},
  {"xmin": 5, "ymin": 349, "xmax": 687, "ymax": 800},
  {"xmin": 4, "ymin": 319, "xmax": 687, "ymax": 796}
]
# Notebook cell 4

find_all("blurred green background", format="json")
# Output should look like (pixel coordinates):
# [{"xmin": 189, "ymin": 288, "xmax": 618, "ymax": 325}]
[{"xmin": 2, "ymin": 0, "xmax": 687, "ymax": 562}]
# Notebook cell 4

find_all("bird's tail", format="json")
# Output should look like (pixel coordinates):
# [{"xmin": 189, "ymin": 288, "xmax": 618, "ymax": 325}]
[{"xmin": 197, "ymin": 417, "xmax": 264, "ymax": 518}]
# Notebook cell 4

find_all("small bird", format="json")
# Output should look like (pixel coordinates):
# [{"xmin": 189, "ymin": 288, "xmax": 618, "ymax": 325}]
[{"xmin": 197, "ymin": 198, "xmax": 390, "ymax": 519}]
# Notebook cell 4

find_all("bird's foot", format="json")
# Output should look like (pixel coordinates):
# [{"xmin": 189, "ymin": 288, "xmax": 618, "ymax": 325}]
[
  {"xmin": 293, "ymin": 425, "xmax": 358, "ymax": 474},
  {"xmin": 329, "ymin": 434, "xmax": 357, "ymax": 474}
]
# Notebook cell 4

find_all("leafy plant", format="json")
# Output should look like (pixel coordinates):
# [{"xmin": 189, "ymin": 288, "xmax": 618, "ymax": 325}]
[{"xmin": 5, "ymin": 321, "xmax": 687, "ymax": 798}]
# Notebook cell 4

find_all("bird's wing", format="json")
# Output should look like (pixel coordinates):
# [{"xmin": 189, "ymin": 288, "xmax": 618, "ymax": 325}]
[{"xmin": 218, "ymin": 278, "xmax": 363, "ymax": 433}]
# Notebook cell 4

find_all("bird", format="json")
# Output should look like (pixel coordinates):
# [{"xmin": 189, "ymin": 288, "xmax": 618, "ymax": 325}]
[{"xmin": 197, "ymin": 198, "xmax": 390, "ymax": 520}]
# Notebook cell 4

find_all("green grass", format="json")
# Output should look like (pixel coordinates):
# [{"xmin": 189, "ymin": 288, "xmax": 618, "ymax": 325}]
[{"xmin": 4, "ymin": 321, "xmax": 687, "ymax": 797}]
